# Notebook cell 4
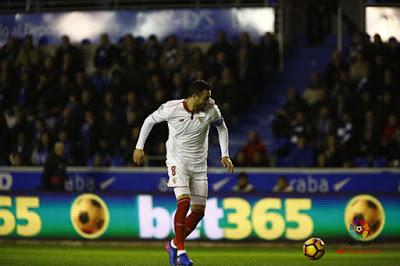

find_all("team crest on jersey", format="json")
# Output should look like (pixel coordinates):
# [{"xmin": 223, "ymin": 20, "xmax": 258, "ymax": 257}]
[
  {"xmin": 172, "ymin": 178, "xmax": 177, "ymax": 184},
  {"xmin": 198, "ymin": 117, "xmax": 204, "ymax": 123},
  {"xmin": 179, "ymin": 119, "xmax": 184, "ymax": 122}
]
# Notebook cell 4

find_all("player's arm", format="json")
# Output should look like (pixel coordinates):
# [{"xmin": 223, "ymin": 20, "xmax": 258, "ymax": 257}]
[
  {"xmin": 133, "ymin": 104, "xmax": 169, "ymax": 165},
  {"xmin": 213, "ymin": 106, "xmax": 234, "ymax": 173}
]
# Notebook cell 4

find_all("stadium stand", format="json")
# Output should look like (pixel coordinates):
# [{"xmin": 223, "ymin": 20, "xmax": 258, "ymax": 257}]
[{"xmin": 0, "ymin": 31, "xmax": 279, "ymax": 166}]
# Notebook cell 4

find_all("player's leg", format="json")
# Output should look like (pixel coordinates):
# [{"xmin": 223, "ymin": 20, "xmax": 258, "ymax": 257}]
[
  {"xmin": 165, "ymin": 162, "xmax": 191, "ymax": 266},
  {"xmin": 172, "ymin": 188, "xmax": 191, "ymax": 251},
  {"xmin": 184, "ymin": 205, "xmax": 205, "ymax": 239},
  {"xmin": 174, "ymin": 173, "xmax": 208, "ymax": 265},
  {"xmin": 174, "ymin": 172, "xmax": 207, "ymax": 266},
  {"xmin": 172, "ymin": 187, "xmax": 193, "ymax": 266},
  {"xmin": 185, "ymin": 176, "xmax": 208, "ymax": 239}
]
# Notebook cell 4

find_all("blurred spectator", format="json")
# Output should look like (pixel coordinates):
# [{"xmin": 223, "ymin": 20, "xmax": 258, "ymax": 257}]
[
  {"xmin": 119, "ymin": 34, "xmax": 143, "ymax": 65},
  {"xmin": 337, "ymin": 113, "xmax": 353, "ymax": 145},
  {"xmin": 81, "ymin": 111, "xmax": 98, "ymax": 159},
  {"xmin": 89, "ymin": 153, "xmax": 107, "ymax": 167},
  {"xmin": 17, "ymin": 70, "xmax": 34, "ymax": 109},
  {"xmin": 123, "ymin": 53, "xmax": 146, "ymax": 92},
  {"xmin": 108, "ymin": 67, "xmax": 127, "ymax": 99},
  {"xmin": 382, "ymin": 69, "xmax": 397, "ymax": 93},
  {"xmin": 94, "ymin": 33, "xmax": 119, "ymax": 70},
  {"xmin": 273, "ymin": 175, "xmax": 293, "ymax": 193},
  {"xmin": 290, "ymin": 111, "xmax": 309, "ymax": 141},
  {"xmin": 232, "ymin": 172, "xmax": 255, "ymax": 193},
  {"xmin": 316, "ymin": 153, "xmax": 327, "ymax": 167},
  {"xmin": 272, "ymin": 109, "xmax": 291, "ymax": 139},
  {"xmin": 303, "ymin": 72, "xmax": 325, "ymax": 106},
  {"xmin": 321, "ymin": 135, "xmax": 343, "ymax": 167},
  {"xmin": 258, "ymin": 32, "xmax": 279, "ymax": 76},
  {"xmin": 218, "ymin": 67, "xmax": 239, "ymax": 110},
  {"xmin": 361, "ymin": 110, "xmax": 380, "ymax": 144},
  {"xmin": 31, "ymin": 131, "xmax": 51, "ymax": 165},
  {"xmin": 170, "ymin": 72, "xmax": 186, "ymax": 99},
  {"xmin": 237, "ymin": 32, "xmax": 255, "ymax": 58},
  {"xmin": 386, "ymin": 129, "xmax": 400, "ymax": 167},
  {"xmin": 283, "ymin": 88, "xmax": 307, "ymax": 117},
  {"xmin": 9, "ymin": 152, "xmax": 25, "ymax": 166},
  {"xmin": 0, "ymin": 113, "xmax": 10, "ymax": 164},
  {"xmin": 382, "ymin": 114, "xmax": 398, "ymax": 145},
  {"xmin": 349, "ymin": 52, "xmax": 369, "ymax": 82},
  {"xmin": 370, "ymin": 34, "xmax": 385, "ymax": 57},
  {"xmin": 0, "ymin": 37, "xmax": 19, "ymax": 63},
  {"xmin": 313, "ymin": 105, "xmax": 333, "ymax": 148},
  {"xmin": 233, "ymin": 151, "xmax": 248, "ymax": 167},
  {"xmin": 101, "ymin": 110, "xmax": 120, "ymax": 146},
  {"xmin": 325, "ymin": 50, "xmax": 348, "ymax": 89},
  {"xmin": 237, "ymin": 48, "xmax": 257, "ymax": 101},
  {"xmin": 189, "ymin": 47, "xmax": 206, "ymax": 75},
  {"xmin": 54, "ymin": 35, "xmax": 83, "ymax": 76},
  {"xmin": 0, "ymin": 60, "xmax": 15, "ymax": 109},
  {"xmin": 386, "ymin": 37, "xmax": 400, "ymax": 67},
  {"xmin": 349, "ymin": 32, "xmax": 367, "ymax": 59},
  {"xmin": 144, "ymin": 34, "xmax": 162, "ymax": 62},
  {"xmin": 239, "ymin": 130, "xmax": 269, "ymax": 167},
  {"xmin": 15, "ymin": 35, "xmax": 41, "ymax": 69},
  {"xmin": 160, "ymin": 35, "xmax": 185, "ymax": 78},
  {"xmin": 208, "ymin": 31, "xmax": 233, "ymax": 61},
  {"xmin": 10, "ymin": 132, "xmax": 32, "ymax": 164},
  {"xmin": 41, "ymin": 56, "xmax": 58, "ymax": 84},
  {"xmin": 57, "ymin": 128, "xmax": 74, "ymax": 164},
  {"xmin": 306, "ymin": 0, "xmax": 331, "ymax": 45},
  {"xmin": 42, "ymin": 142, "xmax": 66, "ymax": 190}
]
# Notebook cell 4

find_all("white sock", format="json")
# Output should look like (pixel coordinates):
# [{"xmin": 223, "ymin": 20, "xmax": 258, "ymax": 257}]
[
  {"xmin": 177, "ymin": 250, "xmax": 186, "ymax": 256},
  {"xmin": 170, "ymin": 239, "xmax": 177, "ymax": 249}
]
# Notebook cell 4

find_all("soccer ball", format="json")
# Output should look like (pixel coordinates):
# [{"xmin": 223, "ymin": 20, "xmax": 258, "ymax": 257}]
[
  {"xmin": 70, "ymin": 194, "xmax": 109, "ymax": 239},
  {"xmin": 303, "ymin": 237, "xmax": 326, "ymax": 260}
]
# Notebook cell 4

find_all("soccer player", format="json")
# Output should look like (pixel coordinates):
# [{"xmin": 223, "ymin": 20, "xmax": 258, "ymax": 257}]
[{"xmin": 133, "ymin": 80, "xmax": 234, "ymax": 266}]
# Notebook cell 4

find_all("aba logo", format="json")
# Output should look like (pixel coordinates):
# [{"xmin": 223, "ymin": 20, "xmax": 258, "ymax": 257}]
[{"xmin": 349, "ymin": 218, "xmax": 369, "ymax": 239}]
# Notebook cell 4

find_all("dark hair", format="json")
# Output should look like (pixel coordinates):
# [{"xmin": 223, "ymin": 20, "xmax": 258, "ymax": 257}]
[
  {"xmin": 237, "ymin": 172, "xmax": 248, "ymax": 180},
  {"xmin": 189, "ymin": 80, "xmax": 211, "ymax": 96}
]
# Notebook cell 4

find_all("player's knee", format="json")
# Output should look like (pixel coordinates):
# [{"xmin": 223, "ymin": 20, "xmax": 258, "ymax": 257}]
[
  {"xmin": 177, "ymin": 196, "xmax": 191, "ymax": 210},
  {"xmin": 191, "ymin": 205, "xmax": 205, "ymax": 218}
]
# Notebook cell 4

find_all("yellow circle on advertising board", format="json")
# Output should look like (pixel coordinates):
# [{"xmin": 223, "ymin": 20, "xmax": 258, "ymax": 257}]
[
  {"xmin": 344, "ymin": 194, "xmax": 385, "ymax": 241},
  {"xmin": 70, "ymin": 193, "xmax": 110, "ymax": 239}
]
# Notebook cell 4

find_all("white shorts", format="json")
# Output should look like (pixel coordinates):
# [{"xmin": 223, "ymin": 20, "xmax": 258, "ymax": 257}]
[{"xmin": 166, "ymin": 162, "xmax": 208, "ymax": 206}]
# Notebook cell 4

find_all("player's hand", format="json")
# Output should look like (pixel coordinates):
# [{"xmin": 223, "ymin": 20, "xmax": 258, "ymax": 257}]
[
  {"xmin": 133, "ymin": 148, "xmax": 145, "ymax": 165},
  {"xmin": 221, "ymin": 156, "xmax": 234, "ymax": 173}
]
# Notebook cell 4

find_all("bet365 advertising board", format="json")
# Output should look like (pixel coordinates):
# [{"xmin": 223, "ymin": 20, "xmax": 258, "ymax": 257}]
[{"xmin": 0, "ymin": 192, "xmax": 399, "ymax": 241}]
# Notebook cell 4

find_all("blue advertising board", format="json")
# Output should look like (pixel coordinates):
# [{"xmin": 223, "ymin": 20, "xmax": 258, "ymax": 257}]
[
  {"xmin": 0, "ymin": 8, "xmax": 275, "ymax": 45},
  {"xmin": 0, "ymin": 167, "xmax": 399, "ymax": 194}
]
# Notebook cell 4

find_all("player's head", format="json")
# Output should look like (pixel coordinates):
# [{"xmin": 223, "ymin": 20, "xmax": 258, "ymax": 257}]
[{"xmin": 189, "ymin": 80, "xmax": 211, "ymax": 112}]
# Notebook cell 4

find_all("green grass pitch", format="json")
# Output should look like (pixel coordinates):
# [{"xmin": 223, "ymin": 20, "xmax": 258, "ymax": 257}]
[{"xmin": 0, "ymin": 242, "xmax": 399, "ymax": 265}]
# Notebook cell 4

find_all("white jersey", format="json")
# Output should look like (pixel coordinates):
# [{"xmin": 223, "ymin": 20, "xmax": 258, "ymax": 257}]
[{"xmin": 136, "ymin": 98, "xmax": 229, "ymax": 170}]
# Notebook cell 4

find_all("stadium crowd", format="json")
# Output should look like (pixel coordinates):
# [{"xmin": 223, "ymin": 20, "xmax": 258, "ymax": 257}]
[
  {"xmin": 0, "ymin": 31, "xmax": 279, "ymax": 166},
  {"xmin": 272, "ymin": 32, "xmax": 400, "ymax": 167}
]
